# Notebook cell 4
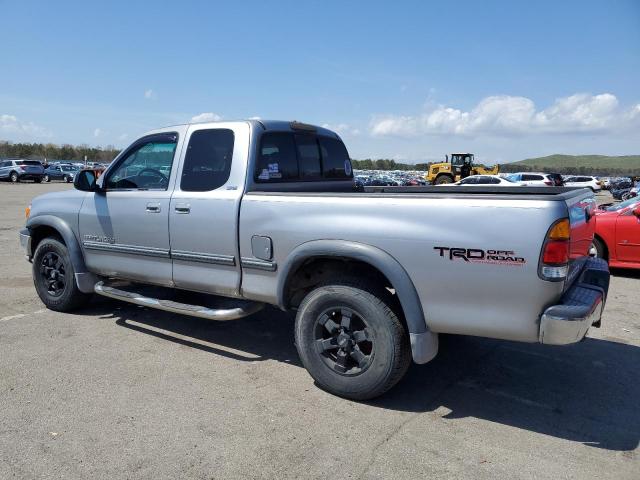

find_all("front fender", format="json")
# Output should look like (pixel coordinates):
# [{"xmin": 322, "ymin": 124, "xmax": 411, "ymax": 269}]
[
  {"xmin": 277, "ymin": 240, "xmax": 437, "ymax": 364},
  {"xmin": 26, "ymin": 215, "xmax": 96, "ymax": 293}
]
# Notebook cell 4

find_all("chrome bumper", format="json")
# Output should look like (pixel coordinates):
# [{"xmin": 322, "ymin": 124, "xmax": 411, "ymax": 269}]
[
  {"xmin": 19, "ymin": 228, "xmax": 31, "ymax": 258},
  {"xmin": 539, "ymin": 257, "xmax": 609, "ymax": 345}
]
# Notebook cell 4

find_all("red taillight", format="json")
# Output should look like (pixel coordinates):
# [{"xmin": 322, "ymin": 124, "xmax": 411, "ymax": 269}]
[
  {"xmin": 20, "ymin": 165, "xmax": 27, "ymax": 170},
  {"xmin": 542, "ymin": 240, "xmax": 569, "ymax": 264},
  {"xmin": 544, "ymin": 181, "xmax": 553, "ymax": 186},
  {"xmin": 539, "ymin": 218, "xmax": 570, "ymax": 281}
]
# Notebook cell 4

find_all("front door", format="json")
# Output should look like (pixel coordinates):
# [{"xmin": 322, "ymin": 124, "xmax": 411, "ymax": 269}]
[
  {"xmin": 78, "ymin": 130, "xmax": 185, "ymax": 286},
  {"xmin": 616, "ymin": 208, "xmax": 640, "ymax": 263},
  {"xmin": 169, "ymin": 123, "xmax": 249, "ymax": 297}
]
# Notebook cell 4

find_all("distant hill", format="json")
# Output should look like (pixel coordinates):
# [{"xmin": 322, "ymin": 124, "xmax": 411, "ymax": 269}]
[{"xmin": 501, "ymin": 154, "xmax": 640, "ymax": 176}]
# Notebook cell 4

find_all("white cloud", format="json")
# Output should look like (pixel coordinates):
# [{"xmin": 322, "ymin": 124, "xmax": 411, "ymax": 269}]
[
  {"xmin": 144, "ymin": 89, "xmax": 156, "ymax": 100},
  {"xmin": 190, "ymin": 112, "xmax": 222, "ymax": 123},
  {"xmin": 370, "ymin": 93, "xmax": 638, "ymax": 138},
  {"xmin": 248, "ymin": 116, "xmax": 262, "ymax": 120},
  {"xmin": 321, "ymin": 123, "xmax": 361, "ymax": 137},
  {"xmin": 93, "ymin": 128, "xmax": 102, "ymax": 137},
  {"xmin": 0, "ymin": 114, "xmax": 52, "ymax": 139}
]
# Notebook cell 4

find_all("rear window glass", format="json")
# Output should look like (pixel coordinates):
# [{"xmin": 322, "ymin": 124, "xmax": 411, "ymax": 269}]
[
  {"xmin": 522, "ymin": 174, "xmax": 543, "ymax": 181},
  {"xmin": 319, "ymin": 136, "xmax": 352, "ymax": 179},
  {"xmin": 17, "ymin": 160, "xmax": 42, "ymax": 166},
  {"xmin": 256, "ymin": 133, "xmax": 299, "ymax": 181},
  {"xmin": 181, "ymin": 129, "xmax": 234, "ymax": 192},
  {"xmin": 255, "ymin": 132, "xmax": 352, "ymax": 182},
  {"xmin": 295, "ymin": 134, "xmax": 321, "ymax": 179}
]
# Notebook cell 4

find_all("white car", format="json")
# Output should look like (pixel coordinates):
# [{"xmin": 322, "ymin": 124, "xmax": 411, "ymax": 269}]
[
  {"xmin": 450, "ymin": 174, "xmax": 521, "ymax": 186},
  {"xmin": 505, "ymin": 172, "xmax": 555, "ymax": 186},
  {"xmin": 563, "ymin": 176, "xmax": 602, "ymax": 192}
]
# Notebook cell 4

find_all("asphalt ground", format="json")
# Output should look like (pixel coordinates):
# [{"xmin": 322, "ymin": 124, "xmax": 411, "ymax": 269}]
[{"xmin": 1, "ymin": 181, "xmax": 638, "ymax": 479}]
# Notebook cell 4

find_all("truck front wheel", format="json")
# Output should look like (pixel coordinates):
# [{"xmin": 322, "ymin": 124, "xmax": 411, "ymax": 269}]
[
  {"xmin": 32, "ymin": 237, "xmax": 92, "ymax": 312},
  {"xmin": 294, "ymin": 280, "xmax": 411, "ymax": 400}
]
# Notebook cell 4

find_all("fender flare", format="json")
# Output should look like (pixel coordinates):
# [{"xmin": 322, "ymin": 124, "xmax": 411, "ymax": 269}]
[
  {"xmin": 277, "ymin": 240, "xmax": 437, "ymax": 364},
  {"xmin": 26, "ymin": 215, "xmax": 96, "ymax": 293}
]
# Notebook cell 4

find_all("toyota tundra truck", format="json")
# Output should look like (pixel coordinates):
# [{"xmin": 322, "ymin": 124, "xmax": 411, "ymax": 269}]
[{"xmin": 19, "ymin": 120, "xmax": 610, "ymax": 400}]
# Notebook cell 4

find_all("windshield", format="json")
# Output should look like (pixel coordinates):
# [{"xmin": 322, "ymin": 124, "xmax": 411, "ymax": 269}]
[
  {"xmin": 505, "ymin": 174, "xmax": 519, "ymax": 182},
  {"xmin": 606, "ymin": 197, "xmax": 640, "ymax": 212}
]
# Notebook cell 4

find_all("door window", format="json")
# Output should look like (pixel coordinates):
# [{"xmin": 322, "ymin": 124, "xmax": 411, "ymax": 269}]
[
  {"xmin": 105, "ymin": 135, "xmax": 177, "ymax": 190},
  {"xmin": 180, "ymin": 129, "xmax": 234, "ymax": 192}
]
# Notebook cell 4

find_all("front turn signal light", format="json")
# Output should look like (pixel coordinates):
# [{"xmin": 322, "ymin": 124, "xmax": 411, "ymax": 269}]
[{"xmin": 25, "ymin": 205, "xmax": 31, "ymax": 219}]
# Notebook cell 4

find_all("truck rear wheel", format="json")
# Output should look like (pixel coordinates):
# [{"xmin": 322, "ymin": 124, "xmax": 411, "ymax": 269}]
[
  {"xmin": 434, "ymin": 175, "xmax": 453, "ymax": 184},
  {"xmin": 294, "ymin": 280, "xmax": 411, "ymax": 400},
  {"xmin": 32, "ymin": 237, "xmax": 92, "ymax": 312}
]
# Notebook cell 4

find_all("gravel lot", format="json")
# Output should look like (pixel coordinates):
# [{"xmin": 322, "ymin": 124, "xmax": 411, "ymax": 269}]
[{"xmin": 1, "ymin": 181, "xmax": 638, "ymax": 479}]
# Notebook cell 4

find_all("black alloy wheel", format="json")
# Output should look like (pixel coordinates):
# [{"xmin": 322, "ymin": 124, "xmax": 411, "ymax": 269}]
[
  {"xmin": 39, "ymin": 251, "xmax": 66, "ymax": 297},
  {"xmin": 314, "ymin": 307, "xmax": 373, "ymax": 376}
]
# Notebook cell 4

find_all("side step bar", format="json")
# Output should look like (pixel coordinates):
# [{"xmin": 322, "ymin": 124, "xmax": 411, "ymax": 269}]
[{"xmin": 94, "ymin": 281, "xmax": 265, "ymax": 321}]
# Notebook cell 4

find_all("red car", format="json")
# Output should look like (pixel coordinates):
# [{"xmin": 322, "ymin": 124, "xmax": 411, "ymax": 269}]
[{"xmin": 591, "ymin": 197, "xmax": 640, "ymax": 269}]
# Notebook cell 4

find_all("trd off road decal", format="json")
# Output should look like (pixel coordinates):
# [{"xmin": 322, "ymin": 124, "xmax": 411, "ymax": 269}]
[{"xmin": 434, "ymin": 247, "xmax": 526, "ymax": 265}]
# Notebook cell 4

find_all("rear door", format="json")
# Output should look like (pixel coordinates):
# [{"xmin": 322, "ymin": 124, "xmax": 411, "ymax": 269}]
[
  {"xmin": 79, "ymin": 130, "xmax": 185, "ymax": 285},
  {"xmin": 169, "ymin": 122, "xmax": 249, "ymax": 297},
  {"xmin": 615, "ymin": 206, "xmax": 640, "ymax": 262}
]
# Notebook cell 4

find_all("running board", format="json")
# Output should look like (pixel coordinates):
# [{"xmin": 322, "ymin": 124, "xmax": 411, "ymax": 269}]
[{"xmin": 94, "ymin": 281, "xmax": 264, "ymax": 321}]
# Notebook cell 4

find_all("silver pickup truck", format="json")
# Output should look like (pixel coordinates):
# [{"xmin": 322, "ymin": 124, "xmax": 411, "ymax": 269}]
[{"xmin": 20, "ymin": 120, "xmax": 610, "ymax": 400}]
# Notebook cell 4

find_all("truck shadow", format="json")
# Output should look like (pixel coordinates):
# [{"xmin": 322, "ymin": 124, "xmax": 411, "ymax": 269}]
[{"xmin": 88, "ymin": 299, "xmax": 639, "ymax": 452}]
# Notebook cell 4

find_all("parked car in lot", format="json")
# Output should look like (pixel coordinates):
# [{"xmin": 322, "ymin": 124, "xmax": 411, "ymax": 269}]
[
  {"xmin": 591, "ymin": 197, "xmax": 640, "ymax": 270},
  {"xmin": 448, "ymin": 174, "xmax": 520, "ymax": 186},
  {"xmin": 505, "ymin": 172, "xmax": 555, "ymax": 186},
  {"xmin": 564, "ymin": 176, "xmax": 602, "ymax": 192},
  {"xmin": 43, "ymin": 164, "xmax": 80, "ymax": 183},
  {"xmin": 20, "ymin": 119, "xmax": 609, "ymax": 400},
  {"xmin": 0, "ymin": 159, "xmax": 45, "ymax": 182}
]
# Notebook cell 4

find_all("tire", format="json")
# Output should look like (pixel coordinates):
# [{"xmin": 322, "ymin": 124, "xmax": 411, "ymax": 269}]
[
  {"xmin": 32, "ymin": 237, "xmax": 92, "ymax": 312},
  {"xmin": 34, "ymin": 177, "xmax": 42, "ymax": 183},
  {"xmin": 434, "ymin": 175, "xmax": 453, "ymax": 185},
  {"xmin": 590, "ymin": 237, "xmax": 606, "ymax": 260},
  {"xmin": 43, "ymin": 174, "xmax": 50, "ymax": 182},
  {"xmin": 294, "ymin": 279, "xmax": 411, "ymax": 400},
  {"xmin": 10, "ymin": 171, "xmax": 19, "ymax": 183}
]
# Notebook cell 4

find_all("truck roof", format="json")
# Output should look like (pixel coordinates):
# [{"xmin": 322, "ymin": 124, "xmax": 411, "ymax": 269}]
[{"xmin": 147, "ymin": 119, "xmax": 340, "ymax": 138}]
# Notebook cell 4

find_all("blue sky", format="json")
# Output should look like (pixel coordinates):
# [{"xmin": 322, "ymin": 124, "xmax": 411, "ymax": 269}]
[{"xmin": 1, "ymin": 0, "xmax": 638, "ymax": 163}]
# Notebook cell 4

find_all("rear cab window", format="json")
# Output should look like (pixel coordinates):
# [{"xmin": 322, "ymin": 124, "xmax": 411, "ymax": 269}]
[{"xmin": 255, "ymin": 131, "xmax": 353, "ymax": 183}]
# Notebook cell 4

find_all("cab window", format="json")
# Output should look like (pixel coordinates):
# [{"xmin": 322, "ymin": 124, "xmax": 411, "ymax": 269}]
[
  {"xmin": 105, "ymin": 134, "xmax": 177, "ymax": 190},
  {"xmin": 180, "ymin": 129, "xmax": 234, "ymax": 192}
]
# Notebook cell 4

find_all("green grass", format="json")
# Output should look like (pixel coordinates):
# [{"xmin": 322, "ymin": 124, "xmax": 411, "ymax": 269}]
[
  {"xmin": 511, "ymin": 154, "xmax": 640, "ymax": 169},
  {"xmin": 503, "ymin": 154, "xmax": 640, "ymax": 175}
]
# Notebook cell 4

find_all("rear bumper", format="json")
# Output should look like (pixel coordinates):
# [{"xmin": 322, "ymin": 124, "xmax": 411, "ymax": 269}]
[
  {"xmin": 19, "ymin": 174, "xmax": 43, "ymax": 180},
  {"xmin": 539, "ymin": 257, "xmax": 609, "ymax": 345}
]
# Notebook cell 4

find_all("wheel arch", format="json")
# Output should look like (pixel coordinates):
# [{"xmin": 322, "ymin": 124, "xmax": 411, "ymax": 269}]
[
  {"xmin": 26, "ymin": 215, "xmax": 96, "ymax": 293},
  {"xmin": 593, "ymin": 233, "xmax": 610, "ymax": 260},
  {"xmin": 277, "ymin": 240, "xmax": 437, "ymax": 364}
]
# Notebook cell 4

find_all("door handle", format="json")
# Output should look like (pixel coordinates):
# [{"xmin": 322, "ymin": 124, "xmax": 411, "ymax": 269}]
[
  {"xmin": 174, "ymin": 203, "xmax": 191, "ymax": 214},
  {"xmin": 146, "ymin": 203, "xmax": 161, "ymax": 213}
]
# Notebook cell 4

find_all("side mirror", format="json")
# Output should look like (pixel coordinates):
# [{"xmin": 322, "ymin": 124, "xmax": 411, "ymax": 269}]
[{"xmin": 74, "ymin": 169, "xmax": 99, "ymax": 192}]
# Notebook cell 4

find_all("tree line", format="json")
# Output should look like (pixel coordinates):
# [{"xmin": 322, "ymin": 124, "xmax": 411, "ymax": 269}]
[
  {"xmin": 3, "ymin": 140, "xmax": 638, "ymax": 177},
  {"xmin": 0, "ymin": 141, "xmax": 120, "ymax": 163},
  {"xmin": 351, "ymin": 158, "xmax": 432, "ymax": 171}
]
